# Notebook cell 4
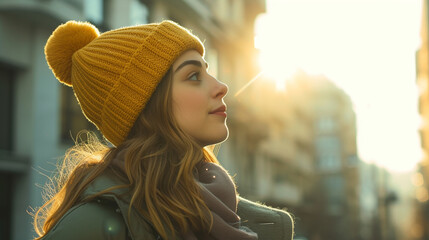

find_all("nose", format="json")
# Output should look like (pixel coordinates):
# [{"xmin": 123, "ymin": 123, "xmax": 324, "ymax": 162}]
[{"xmin": 214, "ymin": 79, "xmax": 228, "ymax": 99}]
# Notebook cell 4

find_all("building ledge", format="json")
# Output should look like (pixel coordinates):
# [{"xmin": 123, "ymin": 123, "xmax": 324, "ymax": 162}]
[
  {"xmin": 0, "ymin": 150, "xmax": 30, "ymax": 173},
  {"xmin": 0, "ymin": 1, "xmax": 84, "ymax": 27}
]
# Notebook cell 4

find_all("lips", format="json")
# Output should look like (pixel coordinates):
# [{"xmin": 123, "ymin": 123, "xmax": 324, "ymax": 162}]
[{"xmin": 209, "ymin": 105, "xmax": 227, "ymax": 117}]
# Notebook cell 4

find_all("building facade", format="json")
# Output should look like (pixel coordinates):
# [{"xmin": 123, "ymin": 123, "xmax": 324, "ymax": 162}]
[
  {"xmin": 0, "ymin": 0, "xmax": 264, "ymax": 239},
  {"xmin": 221, "ymin": 70, "xmax": 361, "ymax": 239},
  {"xmin": 415, "ymin": 0, "xmax": 429, "ymax": 239}
]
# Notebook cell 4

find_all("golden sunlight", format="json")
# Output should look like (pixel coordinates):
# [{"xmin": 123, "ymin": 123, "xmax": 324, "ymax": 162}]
[{"xmin": 255, "ymin": 0, "xmax": 423, "ymax": 172}]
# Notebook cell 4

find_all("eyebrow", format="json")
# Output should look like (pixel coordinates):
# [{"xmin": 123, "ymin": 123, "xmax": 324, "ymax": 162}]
[{"xmin": 174, "ymin": 60, "xmax": 208, "ymax": 73}]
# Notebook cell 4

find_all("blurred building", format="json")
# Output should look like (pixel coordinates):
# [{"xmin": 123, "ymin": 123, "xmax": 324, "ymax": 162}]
[
  {"xmin": 360, "ymin": 161, "xmax": 401, "ymax": 240},
  {"xmin": 415, "ymin": 0, "xmax": 429, "ymax": 239},
  {"xmin": 219, "ymin": 71, "xmax": 361, "ymax": 239},
  {"xmin": 388, "ymin": 170, "xmax": 416, "ymax": 240},
  {"xmin": 359, "ymin": 161, "xmax": 380, "ymax": 239},
  {"xmin": 0, "ymin": 0, "xmax": 264, "ymax": 239}
]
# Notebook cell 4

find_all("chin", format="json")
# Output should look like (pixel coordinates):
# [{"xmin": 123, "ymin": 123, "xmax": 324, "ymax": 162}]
[
  {"xmin": 213, "ymin": 127, "xmax": 229, "ymax": 144},
  {"xmin": 201, "ymin": 127, "xmax": 229, "ymax": 146}
]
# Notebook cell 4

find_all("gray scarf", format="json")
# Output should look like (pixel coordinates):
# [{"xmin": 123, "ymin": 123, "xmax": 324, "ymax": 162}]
[{"xmin": 182, "ymin": 162, "xmax": 258, "ymax": 240}]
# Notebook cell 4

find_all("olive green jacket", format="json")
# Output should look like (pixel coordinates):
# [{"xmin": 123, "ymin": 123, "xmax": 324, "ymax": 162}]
[{"xmin": 42, "ymin": 171, "xmax": 294, "ymax": 240}]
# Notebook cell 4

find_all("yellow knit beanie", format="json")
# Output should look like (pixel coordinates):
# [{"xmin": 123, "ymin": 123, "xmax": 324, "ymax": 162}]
[{"xmin": 45, "ymin": 20, "xmax": 205, "ymax": 146}]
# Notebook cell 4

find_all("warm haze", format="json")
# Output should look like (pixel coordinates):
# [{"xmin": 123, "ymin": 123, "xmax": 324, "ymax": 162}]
[{"xmin": 254, "ymin": 0, "xmax": 423, "ymax": 173}]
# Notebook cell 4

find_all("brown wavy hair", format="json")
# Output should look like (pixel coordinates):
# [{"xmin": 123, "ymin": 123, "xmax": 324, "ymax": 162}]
[{"xmin": 33, "ymin": 69, "xmax": 218, "ymax": 239}]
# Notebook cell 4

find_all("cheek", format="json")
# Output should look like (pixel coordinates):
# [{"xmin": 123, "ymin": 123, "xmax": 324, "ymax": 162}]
[{"xmin": 173, "ymin": 89, "xmax": 207, "ymax": 122}]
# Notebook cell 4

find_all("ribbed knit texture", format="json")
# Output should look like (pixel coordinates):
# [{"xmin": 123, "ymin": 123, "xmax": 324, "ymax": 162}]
[{"xmin": 45, "ymin": 20, "xmax": 204, "ymax": 146}]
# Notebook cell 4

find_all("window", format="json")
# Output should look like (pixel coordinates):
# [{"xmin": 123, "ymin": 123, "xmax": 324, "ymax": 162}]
[
  {"xmin": 315, "ymin": 135, "xmax": 341, "ymax": 171},
  {"xmin": 0, "ymin": 64, "xmax": 14, "ymax": 151},
  {"xmin": 323, "ymin": 175, "xmax": 345, "ymax": 214},
  {"xmin": 0, "ymin": 172, "xmax": 12, "ymax": 239}
]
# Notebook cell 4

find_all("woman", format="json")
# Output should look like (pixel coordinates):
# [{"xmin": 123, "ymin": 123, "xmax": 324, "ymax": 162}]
[{"xmin": 34, "ymin": 20, "xmax": 294, "ymax": 240}]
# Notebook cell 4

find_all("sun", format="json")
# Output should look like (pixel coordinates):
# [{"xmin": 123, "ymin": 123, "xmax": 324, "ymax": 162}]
[
  {"xmin": 254, "ymin": 14, "xmax": 300, "ymax": 90},
  {"xmin": 254, "ymin": 10, "xmax": 330, "ymax": 91}
]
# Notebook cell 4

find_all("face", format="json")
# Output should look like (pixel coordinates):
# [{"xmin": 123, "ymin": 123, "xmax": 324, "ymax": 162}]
[{"xmin": 171, "ymin": 50, "xmax": 229, "ymax": 147}]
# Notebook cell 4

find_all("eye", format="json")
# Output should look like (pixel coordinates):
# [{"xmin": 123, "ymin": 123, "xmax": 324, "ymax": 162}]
[{"xmin": 188, "ymin": 72, "xmax": 200, "ymax": 81}]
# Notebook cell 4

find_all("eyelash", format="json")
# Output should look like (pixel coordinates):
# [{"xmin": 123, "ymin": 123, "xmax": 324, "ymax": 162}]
[{"xmin": 188, "ymin": 72, "xmax": 201, "ymax": 81}]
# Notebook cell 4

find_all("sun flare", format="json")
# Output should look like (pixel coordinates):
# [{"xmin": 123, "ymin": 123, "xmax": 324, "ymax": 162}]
[{"xmin": 255, "ymin": 0, "xmax": 423, "ymax": 172}]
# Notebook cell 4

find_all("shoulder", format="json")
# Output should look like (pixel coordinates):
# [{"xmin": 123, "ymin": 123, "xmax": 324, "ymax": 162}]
[
  {"xmin": 42, "ymin": 199, "xmax": 128, "ymax": 240},
  {"xmin": 237, "ymin": 197, "xmax": 294, "ymax": 240}
]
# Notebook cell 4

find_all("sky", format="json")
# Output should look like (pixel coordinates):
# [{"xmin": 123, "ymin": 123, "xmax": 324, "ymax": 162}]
[{"xmin": 254, "ymin": 0, "xmax": 423, "ymax": 172}]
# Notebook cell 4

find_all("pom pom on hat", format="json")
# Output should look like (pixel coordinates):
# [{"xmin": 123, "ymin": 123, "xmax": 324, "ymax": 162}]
[{"xmin": 45, "ymin": 21, "xmax": 100, "ymax": 86}]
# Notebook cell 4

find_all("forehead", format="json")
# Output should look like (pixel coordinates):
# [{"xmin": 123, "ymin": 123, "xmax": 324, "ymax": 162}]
[{"xmin": 172, "ymin": 50, "xmax": 204, "ymax": 70}]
